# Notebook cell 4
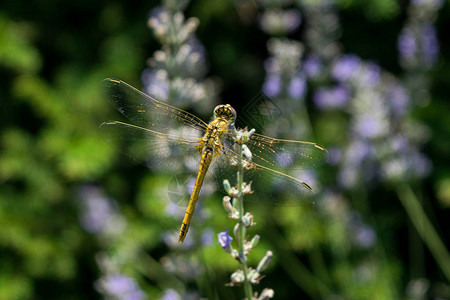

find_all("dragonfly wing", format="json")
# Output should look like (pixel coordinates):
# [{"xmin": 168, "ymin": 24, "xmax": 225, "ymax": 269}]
[
  {"xmin": 246, "ymin": 133, "xmax": 328, "ymax": 171},
  {"xmin": 210, "ymin": 142, "xmax": 315, "ymax": 206},
  {"xmin": 99, "ymin": 120, "xmax": 202, "ymax": 174},
  {"xmin": 102, "ymin": 78, "xmax": 209, "ymax": 135}
]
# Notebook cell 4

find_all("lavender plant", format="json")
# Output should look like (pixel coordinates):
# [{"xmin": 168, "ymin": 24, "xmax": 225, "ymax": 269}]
[
  {"xmin": 218, "ymin": 128, "xmax": 274, "ymax": 300},
  {"xmin": 237, "ymin": 0, "xmax": 449, "ymax": 297},
  {"xmin": 77, "ymin": 186, "xmax": 145, "ymax": 299},
  {"xmin": 144, "ymin": 0, "xmax": 219, "ymax": 250},
  {"xmin": 144, "ymin": 1, "xmax": 217, "ymax": 113}
]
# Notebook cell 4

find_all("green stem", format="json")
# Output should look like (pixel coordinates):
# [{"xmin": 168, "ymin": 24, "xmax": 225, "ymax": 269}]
[
  {"xmin": 397, "ymin": 184, "xmax": 450, "ymax": 281},
  {"xmin": 236, "ymin": 143, "xmax": 253, "ymax": 300}
]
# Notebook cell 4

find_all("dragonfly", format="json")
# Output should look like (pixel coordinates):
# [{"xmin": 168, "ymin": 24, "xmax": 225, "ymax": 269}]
[{"xmin": 100, "ymin": 78, "xmax": 328, "ymax": 243}]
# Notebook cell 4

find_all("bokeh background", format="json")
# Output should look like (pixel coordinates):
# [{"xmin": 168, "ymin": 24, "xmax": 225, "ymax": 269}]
[{"xmin": 1, "ymin": 0, "xmax": 450, "ymax": 299}]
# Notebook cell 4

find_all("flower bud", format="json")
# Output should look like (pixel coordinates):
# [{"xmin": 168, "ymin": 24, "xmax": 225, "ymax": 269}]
[
  {"xmin": 250, "ymin": 234, "xmax": 260, "ymax": 248},
  {"xmin": 230, "ymin": 270, "xmax": 244, "ymax": 284},
  {"xmin": 256, "ymin": 250, "xmax": 273, "ymax": 273},
  {"xmin": 242, "ymin": 144, "xmax": 253, "ymax": 161},
  {"xmin": 242, "ymin": 212, "xmax": 255, "ymax": 227},
  {"xmin": 259, "ymin": 288, "xmax": 275, "ymax": 299},
  {"xmin": 223, "ymin": 196, "xmax": 233, "ymax": 213},
  {"xmin": 223, "ymin": 179, "xmax": 231, "ymax": 194}
]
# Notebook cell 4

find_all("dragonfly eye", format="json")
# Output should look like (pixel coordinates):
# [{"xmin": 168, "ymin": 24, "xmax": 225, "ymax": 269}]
[{"xmin": 214, "ymin": 104, "xmax": 236, "ymax": 125}]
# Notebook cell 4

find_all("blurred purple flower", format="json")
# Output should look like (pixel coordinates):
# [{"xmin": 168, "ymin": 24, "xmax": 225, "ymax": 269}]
[
  {"xmin": 332, "ymin": 54, "xmax": 361, "ymax": 81},
  {"xmin": 359, "ymin": 62, "xmax": 381, "ymax": 87},
  {"xmin": 161, "ymin": 289, "xmax": 181, "ymax": 300},
  {"xmin": 293, "ymin": 169, "xmax": 317, "ymax": 191},
  {"xmin": 398, "ymin": 22, "xmax": 439, "ymax": 68},
  {"xmin": 314, "ymin": 85, "xmax": 350, "ymax": 110},
  {"xmin": 78, "ymin": 185, "xmax": 125, "ymax": 235},
  {"xmin": 355, "ymin": 225, "xmax": 377, "ymax": 248},
  {"xmin": 348, "ymin": 213, "xmax": 377, "ymax": 248},
  {"xmin": 96, "ymin": 273, "xmax": 144, "ymax": 300},
  {"xmin": 338, "ymin": 165, "xmax": 358, "ymax": 188},
  {"xmin": 202, "ymin": 227, "xmax": 214, "ymax": 246},
  {"xmin": 161, "ymin": 253, "xmax": 202, "ymax": 280},
  {"xmin": 165, "ymin": 200, "xmax": 184, "ymax": 218},
  {"xmin": 218, "ymin": 228, "xmax": 233, "ymax": 249},
  {"xmin": 390, "ymin": 135, "xmax": 409, "ymax": 152},
  {"xmin": 263, "ymin": 57, "xmax": 277, "ymax": 73},
  {"xmin": 284, "ymin": 9, "xmax": 302, "ymax": 32},
  {"xmin": 288, "ymin": 72, "xmax": 307, "ymax": 100},
  {"xmin": 398, "ymin": 28, "xmax": 416, "ymax": 62},
  {"xmin": 409, "ymin": 152, "xmax": 432, "ymax": 178},
  {"xmin": 421, "ymin": 23, "xmax": 439, "ymax": 65},
  {"xmin": 142, "ymin": 69, "xmax": 170, "ymax": 101},
  {"xmin": 327, "ymin": 147, "xmax": 342, "ymax": 165},
  {"xmin": 303, "ymin": 55, "xmax": 322, "ymax": 78},
  {"xmin": 262, "ymin": 74, "xmax": 282, "ymax": 98},
  {"xmin": 276, "ymin": 150, "xmax": 294, "ymax": 168},
  {"xmin": 412, "ymin": 0, "xmax": 443, "ymax": 7},
  {"xmin": 353, "ymin": 115, "xmax": 387, "ymax": 139},
  {"xmin": 161, "ymin": 289, "xmax": 199, "ymax": 300},
  {"xmin": 346, "ymin": 140, "xmax": 373, "ymax": 166},
  {"xmin": 386, "ymin": 83, "xmax": 410, "ymax": 116}
]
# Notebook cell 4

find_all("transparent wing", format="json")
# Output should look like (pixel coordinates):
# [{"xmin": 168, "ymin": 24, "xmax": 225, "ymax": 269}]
[
  {"xmin": 102, "ymin": 78, "xmax": 209, "ymax": 135},
  {"xmin": 209, "ymin": 139, "xmax": 321, "ymax": 206},
  {"xmin": 245, "ymin": 133, "xmax": 328, "ymax": 170},
  {"xmin": 99, "ymin": 121, "xmax": 203, "ymax": 174}
]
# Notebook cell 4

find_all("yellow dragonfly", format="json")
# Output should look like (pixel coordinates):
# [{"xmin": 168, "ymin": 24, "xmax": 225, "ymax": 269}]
[{"xmin": 100, "ymin": 78, "xmax": 328, "ymax": 243}]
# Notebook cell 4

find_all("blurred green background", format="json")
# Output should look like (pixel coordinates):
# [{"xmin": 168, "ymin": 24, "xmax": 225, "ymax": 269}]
[{"xmin": 1, "ymin": 0, "xmax": 450, "ymax": 299}]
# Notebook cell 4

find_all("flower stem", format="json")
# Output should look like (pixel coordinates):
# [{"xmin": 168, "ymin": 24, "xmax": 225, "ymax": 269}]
[
  {"xmin": 397, "ymin": 184, "xmax": 450, "ymax": 281},
  {"xmin": 236, "ymin": 143, "xmax": 253, "ymax": 300}
]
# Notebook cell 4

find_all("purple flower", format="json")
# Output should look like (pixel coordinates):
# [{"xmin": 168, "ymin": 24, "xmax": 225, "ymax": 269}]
[
  {"xmin": 262, "ymin": 75, "xmax": 282, "ymax": 98},
  {"xmin": 412, "ymin": 0, "xmax": 443, "ymax": 10},
  {"xmin": 218, "ymin": 228, "xmax": 233, "ymax": 250},
  {"xmin": 346, "ymin": 140, "xmax": 373, "ymax": 166},
  {"xmin": 142, "ymin": 69, "xmax": 170, "ymax": 101},
  {"xmin": 303, "ymin": 55, "xmax": 322, "ymax": 78},
  {"xmin": 421, "ymin": 23, "xmax": 439, "ymax": 66},
  {"xmin": 288, "ymin": 72, "xmax": 306, "ymax": 100},
  {"xmin": 355, "ymin": 225, "xmax": 377, "ymax": 248},
  {"xmin": 161, "ymin": 289, "xmax": 181, "ymax": 300},
  {"xmin": 338, "ymin": 165, "xmax": 358, "ymax": 188},
  {"xmin": 353, "ymin": 115, "xmax": 387, "ymax": 139},
  {"xmin": 409, "ymin": 151, "xmax": 432, "ymax": 178},
  {"xmin": 263, "ymin": 57, "xmax": 277, "ymax": 73},
  {"xmin": 284, "ymin": 9, "xmax": 302, "ymax": 32},
  {"xmin": 78, "ymin": 185, "xmax": 125, "ymax": 235},
  {"xmin": 202, "ymin": 228, "xmax": 214, "ymax": 245},
  {"xmin": 390, "ymin": 135, "xmax": 409, "ymax": 152},
  {"xmin": 398, "ymin": 23, "xmax": 439, "ymax": 68},
  {"xmin": 348, "ymin": 213, "xmax": 377, "ymax": 248},
  {"xmin": 96, "ymin": 273, "xmax": 144, "ymax": 300},
  {"xmin": 276, "ymin": 150, "xmax": 294, "ymax": 168},
  {"xmin": 314, "ymin": 85, "xmax": 350, "ymax": 110},
  {"xmin": 398, "ymin": 28, "xmax": 416, "ymax": 62},
  {"xmin": 359, "ymin": 62, "xmax": 381, "ymax": 87},
  {"xmin": 332, "ymin": 54, "xmax": 361, "ymax": 81},
  {"xmin": 386, "ymin": 83, "xmax": 410, "ymax": 116},
  {"xmin": 327, "ymin": 147, "xmax": 342, "ymax": 165}
]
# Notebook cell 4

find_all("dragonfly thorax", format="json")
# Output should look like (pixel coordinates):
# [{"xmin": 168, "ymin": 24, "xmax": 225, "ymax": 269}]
[{"xmin": 213, "ymin": 104, "xmax": 236, "ymax": 126}]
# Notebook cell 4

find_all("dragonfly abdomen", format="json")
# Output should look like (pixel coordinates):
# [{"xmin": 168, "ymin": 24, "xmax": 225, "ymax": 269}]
[{"xmin": 178, "ymin": 147, "xmax": 214, "ymax": 243}]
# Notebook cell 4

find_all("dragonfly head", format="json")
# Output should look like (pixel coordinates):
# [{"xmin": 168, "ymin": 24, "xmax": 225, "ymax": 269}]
[{"xmin": 214, "ymin": 104, "xmax": 236, "ymax": 125}]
